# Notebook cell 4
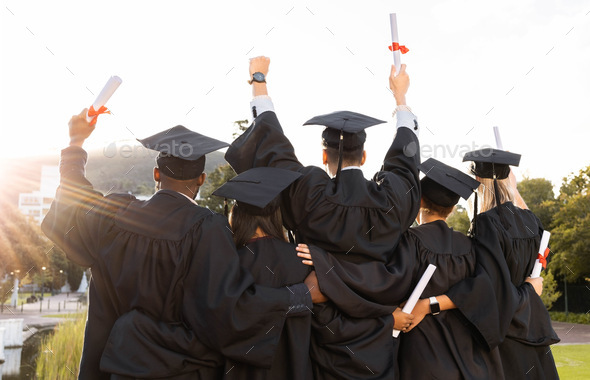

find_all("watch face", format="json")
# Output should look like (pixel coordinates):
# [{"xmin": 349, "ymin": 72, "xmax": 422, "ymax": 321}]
[{"xmin": 253, "ymin": 72, "xmax": 265, "ymax": 82}]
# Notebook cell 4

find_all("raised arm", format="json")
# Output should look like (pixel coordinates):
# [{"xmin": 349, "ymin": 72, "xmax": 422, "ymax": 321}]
[
  {"xmin": 42, "ymin": 109, "xmax": 133, "ymax": 267},
  {"xmin": 374, "ymin": 64, "xmax": 421, "ymax": 232},
  {"xmin": 225, "ymin": 56, "xmax": 304, "ymax": 174}
]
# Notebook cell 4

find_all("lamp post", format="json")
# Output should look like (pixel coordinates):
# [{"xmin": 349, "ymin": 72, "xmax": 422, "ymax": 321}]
[{"xmin": 41, "ymin": 266, "xmax": 46, "ymax": 300}]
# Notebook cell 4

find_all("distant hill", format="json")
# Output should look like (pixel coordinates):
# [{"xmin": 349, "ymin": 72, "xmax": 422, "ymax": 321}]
[{"xmin": 2, "ymin": 146, "xmax": 227, "ymax": 206}]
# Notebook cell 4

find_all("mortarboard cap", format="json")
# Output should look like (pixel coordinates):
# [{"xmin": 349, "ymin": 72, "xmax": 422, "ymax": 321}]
[
  {"xmin": 138, "ymin": 125, "xmax": 229, "ymax": 180},
  {"xmin": 463, "ymin": 148, "xmax": 521, "ymax": 180},
  {"xmin": 212, "ymin": 167, "xmax": 302, "ymax": 211},
  {"xmin": 304, "ymin": 111, "xmax": 386, "ymax": 150},
  {"xmin": 418, "ymin": 158, "xmax": 480, "ymax": 207}
]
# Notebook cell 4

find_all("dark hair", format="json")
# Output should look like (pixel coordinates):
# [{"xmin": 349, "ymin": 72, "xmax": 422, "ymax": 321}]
[
  {"xmin": 421, "ymin": 196, "xmax": 455, "ymax": 219},
  {"xmin": 229, "ymin": 198, "xmax": 286, "ymax": 247},
  {"xmin": 324, "ymin": 146, "xmax": 364, "ymax": 167}
]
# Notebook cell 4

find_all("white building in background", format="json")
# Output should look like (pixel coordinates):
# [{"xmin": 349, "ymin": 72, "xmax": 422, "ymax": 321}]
[{"xmin": 18, "ymin": 165, "xmax": 59, "ymax": 225}]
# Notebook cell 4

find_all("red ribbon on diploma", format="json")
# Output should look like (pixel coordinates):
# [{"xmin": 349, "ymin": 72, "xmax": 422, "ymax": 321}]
[
  {"xmin": 389, "ymin": 42, "xmax": 409, "ymax": 54},
  {"xmin": 538, "ymin": 247, "xmax": 550, "ymax": 268},
  {"xmin": 87, "ymin": 105, "xmax": 110, "ymax": 126}
]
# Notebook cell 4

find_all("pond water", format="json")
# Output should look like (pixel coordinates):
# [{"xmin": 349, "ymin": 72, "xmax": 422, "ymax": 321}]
[{"xmin": 1, "ymin": 329, "xmax": 55, "ymax": 379}]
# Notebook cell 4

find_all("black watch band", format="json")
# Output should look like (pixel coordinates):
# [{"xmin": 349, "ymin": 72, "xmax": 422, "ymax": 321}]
[{"xmin": 429, "ymin": 296, "xmax": 440, "ymax": 315}]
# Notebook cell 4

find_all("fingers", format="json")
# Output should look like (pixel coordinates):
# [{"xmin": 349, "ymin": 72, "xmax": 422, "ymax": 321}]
[
  {"xmin": 297, "ymin": 252, "xmax": 312, "ymax": 260},
  {"xmin": 296, "ymin": 244, "xmax": 310, "ymax": 253},
  {"xmin": 399, "ymin": 63, "xmax": 407, "ymax": 75}
]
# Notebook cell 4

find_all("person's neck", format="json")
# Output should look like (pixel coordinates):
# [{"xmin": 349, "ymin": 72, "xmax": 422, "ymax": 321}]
[
  {"xmin": 252, "ymin": 227, "xmax": 268, "ymax": 239},
  {"xmin": 418, "ymin": 210, "xmax": 445, "ymax": 225}
]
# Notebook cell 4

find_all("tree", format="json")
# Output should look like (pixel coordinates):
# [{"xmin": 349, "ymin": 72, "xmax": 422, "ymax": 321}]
[
  {"xmin": 199, "ymin": 164, "xmax": 237, "ymax": 214},
  {"xmin": 550, "ymin": 166, "xmax": 590, "ymax": 281},
  {"xmin": 446, "ymin": 205, "xmax": 471, "ymax": 235},
  {"xmin": 517, "ymin": 178, "xmax": 559, "ymax": 229},
  {"xmin": 540, "ymin": 269, "xmax": 561, "ymax": 310},
  {"xmin": 198, "ymin": 120, "xmax": 248, "ymax": 214}
]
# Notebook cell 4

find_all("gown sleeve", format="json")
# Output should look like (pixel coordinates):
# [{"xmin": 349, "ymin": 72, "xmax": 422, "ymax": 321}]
[{"xmin": 41, "ymin": 146, "xmax": 135, "ymax": 267}]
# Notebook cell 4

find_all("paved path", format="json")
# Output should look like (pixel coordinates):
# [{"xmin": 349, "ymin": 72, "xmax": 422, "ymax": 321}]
[
  {"xmin": 552, "ymin": 321, "xmax": 590, "ymax": 345},
  {"xmin": 1, "ymin": 292, "xmax": 87, "ymax": 337}
]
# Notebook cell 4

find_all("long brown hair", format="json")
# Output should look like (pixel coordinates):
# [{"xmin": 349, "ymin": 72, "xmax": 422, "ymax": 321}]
[
  {"xmin": 229, "ymin": 199, "xmax": 286, "ymax": 247},
  {"xmin": 475, "ymin": 177, "xmax": 515, "ymax": 214}
]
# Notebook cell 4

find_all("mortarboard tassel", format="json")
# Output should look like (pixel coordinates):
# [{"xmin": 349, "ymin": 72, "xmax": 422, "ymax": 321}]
[
  {"xmin": 224, "ymin": 198, "xmax": 229, "ymax": 217},
  {"xmin": 469, "ymin": 190, "xmax": 478, "ymax": 238},
  {"xmin": 335, "ymin": 129, "xmax": 344, "ymax": 187}
]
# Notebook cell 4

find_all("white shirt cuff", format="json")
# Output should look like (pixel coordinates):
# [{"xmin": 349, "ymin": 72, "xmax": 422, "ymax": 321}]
[
  {"xmin": 395, "ymin": 109, "xmax": 419, "ymax": 137},
  {"xmin": 250, "ymin": 95, "xmax": 275, "ymax": 118}
]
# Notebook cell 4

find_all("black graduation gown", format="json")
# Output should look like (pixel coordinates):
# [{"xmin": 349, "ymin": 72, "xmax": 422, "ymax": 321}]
[
  {"xmin": 395, "ymin": 221, "xmax": 504, "ymax": 380},
  {"xmin": 41, "ymin": 146, "xmax": 308, "ymax": 380},
  {"xmin": 224, "ymin": 237, "xmax": 313, "ymax": 380},
  {"xmin": 225, "ymin": 110, "xmax": 421, "ymax": 379},
  {"xmin": 446, "ymin": 202, "xmax": 560, "ymax": 380}
]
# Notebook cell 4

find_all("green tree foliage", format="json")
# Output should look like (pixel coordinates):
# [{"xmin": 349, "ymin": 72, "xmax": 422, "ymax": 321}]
[
  {"xmin": 550, "ymin": 166, "xmax": 590, "ymax": 281},
  {"xmin": 199, "ymin": 165, "xmax": 237, "ymax": 214},
  {"xmin": 446, "ymin": 205, "xmax": 471, "ymax": 235},
  {"xmin": 540, "ymin": 269, "xmax": 561, "ymax": 310},
  {"xmin": 67, "ymin": 263, "xmax": 84, "ymax": 292},
  {"xmin": 517, "ymin": 177, "xmax": 559, "ymax": 229},
  {"xmin": 0, "ymin": 199, "xmax": 48, "ymax": 279},
  {"xmin": 198, "ymin": 120, "xmax": 248, "ymax": 214}
]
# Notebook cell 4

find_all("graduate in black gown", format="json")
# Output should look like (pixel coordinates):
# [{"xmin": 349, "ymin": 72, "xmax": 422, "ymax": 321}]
[
  {"xmin": 212, "ymin": 167, "xmax": 314, "ymax": 379},
  {"xmin": 391, "ymin": 158, "xmax": 505, "ymax": 380},
  {"xmin": 225, "ymin": 57, "xmax": 421, "ymax": 379},
  {"xmin": 41, "ymin": 111, "xmax": 316, "ymax": 379},
  {"xmin": 445, "ymin": 148, "xmax": 560, "ymax": 379}
]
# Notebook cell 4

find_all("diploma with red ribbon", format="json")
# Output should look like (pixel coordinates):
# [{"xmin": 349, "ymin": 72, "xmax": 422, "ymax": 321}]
[
  {"xmin": 86, "ymin": 76, "xmax": 123, "ymax": 126},
  {"xmin": 389, "ymin": 13, "xmax": 409, "ymax": 75},
  {"xmin": 531, "ymin": 230, "xmax": 551, "ymax": 278}
]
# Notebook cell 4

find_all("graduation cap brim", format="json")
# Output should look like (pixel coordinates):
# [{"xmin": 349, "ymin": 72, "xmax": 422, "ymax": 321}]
[
  {"xmin": 418, "ymin": 158, "xmax": 480, "ymax": 203},
  {"xmin": 303, "ymin": 110, "xmax": 386, "ymax": 134},
  {"xmin": 462, "ymin": 148, "xmax": 521, "ymax": 180},
  {"xmin": 212, "ymin": 167, "xmax": 302, "ymax": 209},
  {"xmin": 138, "ymin": 125, "xmax": 229, "ymax": 161}
]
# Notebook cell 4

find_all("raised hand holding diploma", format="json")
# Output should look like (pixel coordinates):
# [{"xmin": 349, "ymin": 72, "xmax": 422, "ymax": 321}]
[
  {"xmin": 389, "ymin": 13, "xmax": 409, "ymax": 76},
  {"xmin": 86, "ymin": 76, "xmax": 123, "ymax": 126},
  {"xmin": 531, "ymin": 231, "xmax": 551, "ymax": 278},
  {"xmin": 393, "ymin": 264, "xmax": 436, "ymax": 338}
]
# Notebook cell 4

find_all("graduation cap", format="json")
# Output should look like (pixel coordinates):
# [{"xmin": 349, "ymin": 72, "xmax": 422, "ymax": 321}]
[
  {"xmin": 138, "ymin": 125, "xmax": 229, "ymax": 180},
  {"xmin": 212, "ymin": 167, "xmax": 302, "ymax": 215},
  {"xmin": 303, "ymin": 111, "xmax": 386, "ymax": 184},
  {"xmin": 462, "ymin": 148, "xmax": 521, "ymax": 231},
  {"xmin": 418, "ymin": 158, "xmax": 480, "ymax": 207},
  {"xmin": 463, "ymin": 148, "xmax": 521, "ymax": 180}
]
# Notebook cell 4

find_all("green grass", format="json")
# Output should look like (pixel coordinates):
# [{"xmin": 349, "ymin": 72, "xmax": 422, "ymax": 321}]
[
  {"xmin": 42, "ymin": 312, "xmax": 85, "ymax": 318},
  {"xmin": 36, "ymin": 312, "xmax": 86, "ymax": 378},
  {"xmin": 553, "ymin": 345, "xmax": 590, "ymax": 379}
]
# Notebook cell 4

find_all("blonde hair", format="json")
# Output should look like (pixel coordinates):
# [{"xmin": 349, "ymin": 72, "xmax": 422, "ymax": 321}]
[{"xmin": 475, "ymin": 177, "xmax": 515, "ymax": 214}]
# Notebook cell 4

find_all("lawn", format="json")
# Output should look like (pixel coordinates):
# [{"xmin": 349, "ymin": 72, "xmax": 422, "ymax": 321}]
[{"xmin": 553, "ymin": 344, "xmax": 590, "ymax": 379}]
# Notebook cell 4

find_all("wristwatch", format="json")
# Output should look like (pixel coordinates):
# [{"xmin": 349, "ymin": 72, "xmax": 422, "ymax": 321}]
[
  {"xmin": 248, "ymin": 72, "xmax": 266, "ymax": 84},
  {"xmin": 429, "ymin": 296, "xmax": 440, "ymax": 315}
]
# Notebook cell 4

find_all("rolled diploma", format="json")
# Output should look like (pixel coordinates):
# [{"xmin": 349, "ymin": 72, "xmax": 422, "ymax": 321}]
[
  {"xmin": 86, "ymin": 76, "xmax": 123, "ymax": 123},
  {"xmin": 389, "ymin": 13, "xmax": 401, "ymax": 75},
  {"xmin": 531, "ymin": 230, "xmax": 550, "ymax": 278},
  {"xmin": 393, "ymin": 264, "xmax": 437, "ymax": 338},
  {"xmin": 493, "ymin": 126, "xmax": 504, "ymax": 150}
]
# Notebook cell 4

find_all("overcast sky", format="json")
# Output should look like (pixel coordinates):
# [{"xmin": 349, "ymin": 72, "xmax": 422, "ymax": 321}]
[{"xmin": 1, "ymin": 0, "xmax": 589, "ymax": 190}]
